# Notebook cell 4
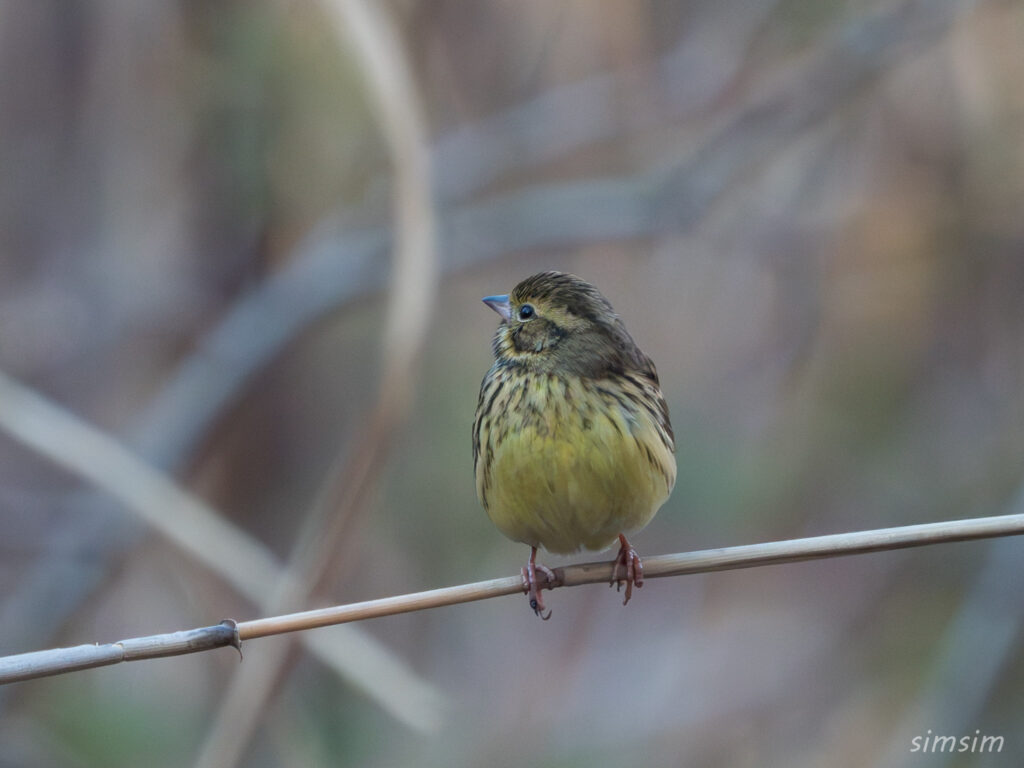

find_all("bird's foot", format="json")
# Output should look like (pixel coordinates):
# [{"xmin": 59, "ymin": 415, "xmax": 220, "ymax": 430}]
[
  {"xmin": 522, "ymin": 547, "xmax": 556, "ymax": 619},
  {"xmin": 610, "ymin": 533, "xmax": 644, "ymax": 605}
]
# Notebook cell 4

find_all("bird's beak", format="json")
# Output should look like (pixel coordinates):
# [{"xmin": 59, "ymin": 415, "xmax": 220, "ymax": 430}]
[{"xmin": 482, "ymin": 294, "xmax": 512, "ymax": 322}]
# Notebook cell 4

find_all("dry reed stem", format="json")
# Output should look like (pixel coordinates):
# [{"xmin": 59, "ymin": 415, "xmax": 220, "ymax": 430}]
[{"xmin": 3, "ymin": 511, "xmax": 1022, "ymax": 686}]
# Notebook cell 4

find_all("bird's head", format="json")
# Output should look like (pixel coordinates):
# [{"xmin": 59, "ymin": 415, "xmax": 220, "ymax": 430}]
[{"xmin": 483, "ymin": 271, "xmax": 643, "ymax": 378}]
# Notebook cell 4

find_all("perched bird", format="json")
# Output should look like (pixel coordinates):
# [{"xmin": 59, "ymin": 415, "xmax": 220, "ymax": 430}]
[{"xmin": 473, "ymin": 271, "xmax": 676, "ymax": 617}]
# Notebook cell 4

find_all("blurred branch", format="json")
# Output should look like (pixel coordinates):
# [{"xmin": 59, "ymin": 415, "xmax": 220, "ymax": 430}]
[
  {"xmin": 0, "ymin": 370, "xmax": 442, "ymax": 730},
  {"xmin": 3, "ymin": 512, "xmax": 1022, "ymax": 686},
  {"xmin": 424, "ymin": 1, "xmax": 777, "ymax": 203},
  {"xmin": 196, "ymin": 0, "xmax": 439, "ymax": 760}
]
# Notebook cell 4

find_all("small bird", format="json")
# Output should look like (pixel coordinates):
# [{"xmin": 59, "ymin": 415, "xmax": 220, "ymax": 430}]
[{"xmin": 473, "ymin": 271, "xmax": 676, "ymax": 617}]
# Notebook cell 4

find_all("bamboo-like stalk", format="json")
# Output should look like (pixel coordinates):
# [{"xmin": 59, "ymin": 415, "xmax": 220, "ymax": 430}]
[{"xmin": 2, "ymin": 511, "xmax": 1022, "ymax": 685}]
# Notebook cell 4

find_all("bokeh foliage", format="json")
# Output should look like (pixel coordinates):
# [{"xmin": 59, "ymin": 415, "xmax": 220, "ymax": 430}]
[{"xmin": 0, "ymin": 1, "xmax": 1022, "ymax": 766}]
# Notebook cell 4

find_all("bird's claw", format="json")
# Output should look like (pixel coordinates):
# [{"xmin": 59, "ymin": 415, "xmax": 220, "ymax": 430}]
[
  {"xmin": 610, "ymin": 534, "xmax": 644, "ymax": 605},
  {"xmin": 522, "ymin": 551, "xmax": 556, "ymax": 619}
]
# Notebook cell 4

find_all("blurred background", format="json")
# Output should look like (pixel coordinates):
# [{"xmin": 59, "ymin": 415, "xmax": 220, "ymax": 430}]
[{"xmin": 1, "ymin": 0, "xmax": 1022, "ymax": 766}]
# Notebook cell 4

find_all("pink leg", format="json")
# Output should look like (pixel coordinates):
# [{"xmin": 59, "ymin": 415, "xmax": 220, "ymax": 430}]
[
  {"xmin": 610, "ymin": 533, "xmax": 644, "ymax": 605},
  {"xmin": 521, "ymin": 546, "xmax": 556, "ymax": 619}
]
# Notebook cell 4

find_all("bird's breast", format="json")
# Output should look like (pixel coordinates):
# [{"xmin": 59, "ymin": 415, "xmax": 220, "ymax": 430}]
[{"xmin": 476, "ymin": 371, "xmax": 675, "ymax": 554}]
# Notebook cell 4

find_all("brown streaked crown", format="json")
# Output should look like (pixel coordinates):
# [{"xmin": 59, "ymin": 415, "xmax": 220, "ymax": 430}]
[{"xmin": 509, "ymin": 271, "xmax": 616, "ymax": 323}]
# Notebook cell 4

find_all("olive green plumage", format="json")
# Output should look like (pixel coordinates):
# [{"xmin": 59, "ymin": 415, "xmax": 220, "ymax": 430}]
[{"xmin": 473, "ymin": 271, "xmax": 675, "ymax": 613}]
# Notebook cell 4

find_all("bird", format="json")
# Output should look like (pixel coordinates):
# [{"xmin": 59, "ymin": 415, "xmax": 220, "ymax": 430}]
[{"xmin": 472, "ymin": 271, "xmax": 675, "ymax": 617}]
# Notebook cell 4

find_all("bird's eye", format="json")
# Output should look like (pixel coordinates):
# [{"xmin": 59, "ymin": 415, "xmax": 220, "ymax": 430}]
[{"xmin": 518, "ymin": 304, "xmax": 535, "ymax": 321}]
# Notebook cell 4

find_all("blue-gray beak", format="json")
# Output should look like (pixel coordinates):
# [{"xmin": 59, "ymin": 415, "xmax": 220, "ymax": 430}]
[{"xmin": 482, "ymin": 294, "xmax": 512, "ymax": 322}]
